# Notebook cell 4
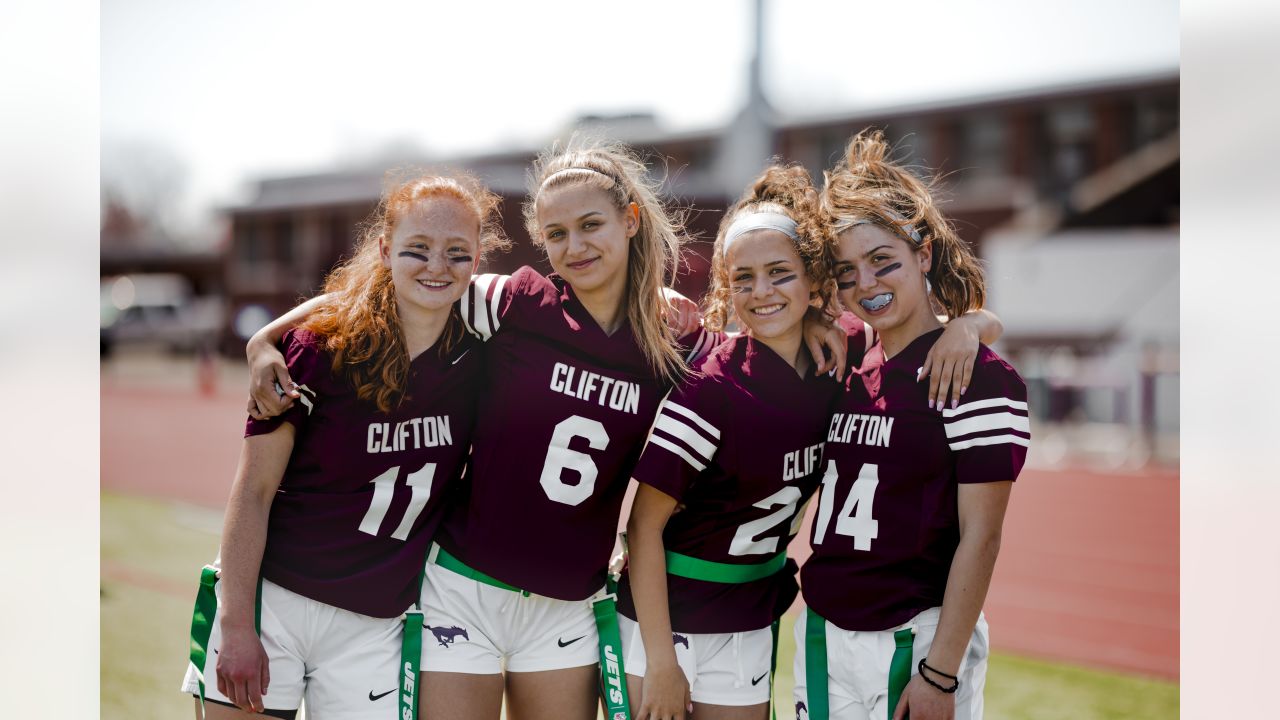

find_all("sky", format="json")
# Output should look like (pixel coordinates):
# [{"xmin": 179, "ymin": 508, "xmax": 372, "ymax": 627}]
[{"xmin": 101, "ymin": 0, "xmax": 1179, "ymax": 240}]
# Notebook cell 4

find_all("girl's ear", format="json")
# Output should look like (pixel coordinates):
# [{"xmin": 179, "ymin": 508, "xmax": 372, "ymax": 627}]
[
  {"xmin": 379, "ymin": 235, "xmax": 391, "ymax": 268},
  {"xmin": 917, "ymin": 240, "xmax": 933, "ymax": 274},
  {"xmin": 624, "ymin": 202, "xmax": 640, "ymax": 239}
]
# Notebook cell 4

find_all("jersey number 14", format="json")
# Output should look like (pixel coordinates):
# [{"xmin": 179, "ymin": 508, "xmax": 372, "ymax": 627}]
[{"xmin": 813, "ymin": 461, "xmax": 880, "ymax": 551}]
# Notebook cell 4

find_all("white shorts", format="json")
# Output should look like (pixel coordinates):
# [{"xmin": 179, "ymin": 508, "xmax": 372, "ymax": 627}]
[
  {"xmin": 180, "ymin": 577, "xmax": 405, "ymax": 720},
  {"xmin": 618, "ymin": 615, "xmax": 773, "ymax": 707},
  {"xmin": 419, "ymin": 546, "xmax": 600, "ymax": 674},
  {"xmin": 792, "ymin": 606, "xmax": 989, "ymax": 720}
]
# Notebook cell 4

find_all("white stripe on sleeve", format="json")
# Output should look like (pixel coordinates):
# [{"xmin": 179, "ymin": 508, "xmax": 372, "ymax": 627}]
[
  {"xmin": 652, "ymin": 414, "xmax": 718, "ymax": 462},
  {"xmin": 662, "ymin": 401, "xmax": 721, "ymax": 439},
  {"xmin": 944, "ymin": 412, "xmax": 1031, "ymax": 438},
  {"xmin": 942, "ymin": 397, "xmax": 1029, "ymax": 418},
  {"xmin": 949, "ymin": 433, "xmax": 1031, "ymax": 451},
  {"xmin": 647, "ymin": 435, "xmax": 708, "ymax": 472},
  {"xmin": 460, "ymin": 278, "xmax": 477, "ymax": 337},
  {"xmin": 471, "ymin": 274, "xmax": 499, "ymax": 340},
  {"xmin": 685, "ymin": 330, "xmax": 708, "ymax": 362},
  {"xmin": 487, "ymin": 274, "xmax": 509, "ymax": 335}
]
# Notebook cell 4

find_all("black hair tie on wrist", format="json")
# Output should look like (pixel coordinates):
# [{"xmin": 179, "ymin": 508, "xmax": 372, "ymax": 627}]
[{"xmin": 918, "ymin": 658, "xmax": 960, "ymax": 694}]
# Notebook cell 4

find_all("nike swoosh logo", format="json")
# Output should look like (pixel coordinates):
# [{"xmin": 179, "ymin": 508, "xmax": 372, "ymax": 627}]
[
  {"xmin": 369, "ymin": 689, "xmax": 396, "ymax": 701},
  {"xmin": 451, "ymin": 349, "xmax": 471, "ymax": 365},
  {"xmin": 751, "ymin": 672, "xmax": 769, "ymax": 686},
  {"xmin": 557, "ymin": 635, "xmax": 587, "ymax": 647}
]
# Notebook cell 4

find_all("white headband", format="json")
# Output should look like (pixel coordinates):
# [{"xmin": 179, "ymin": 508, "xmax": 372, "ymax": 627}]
[
  {"xmin": 834, "ymin": 210, "xmax": 923, "ymax": 244},
  {"xmin": 723, "ymin": 211, "xmax": 798, "ymax": 255}
]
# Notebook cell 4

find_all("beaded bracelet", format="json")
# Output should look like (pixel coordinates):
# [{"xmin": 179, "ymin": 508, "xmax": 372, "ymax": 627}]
[{"xmin": 918, "ymin": 658, "xmax": 960, "ymax": 694}]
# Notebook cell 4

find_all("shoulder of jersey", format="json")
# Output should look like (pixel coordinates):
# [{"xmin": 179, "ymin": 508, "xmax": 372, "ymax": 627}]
[
  {"xmin": 462, "ymin": 267, "xmax": 543, "ymax": 341},
  {"xmin": 971, "ymin": 344, "xmax": 1026, "ymax": 390}
]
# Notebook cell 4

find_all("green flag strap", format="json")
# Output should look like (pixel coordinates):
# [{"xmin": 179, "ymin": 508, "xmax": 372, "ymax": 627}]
[
  {"xmin": 187, "ymin": 568, "xmax": 262, "ymax": 717},
  {"xmin": 664, "ymin": 550, "xmax": 786, "ymax": 584},
  {"xmin": 886, "ymin": 627, "xmax": 915, "ymax": 720},
  {"xmin": 399, "ymin": 609, "xmax": 423, "ymax": 720},
  {"xmin": 804, "ymin": 607, "xmax": 830, "ymax": 720},
  {"xmin": 592, "ymin": 577, "xmax": 631, "ymax": 720},
  {"xmin": 769, "ymin": 618, "xmax": 780, "ymax": 720},
  {"xmin": 188, "ymin": 566, "xmax": 220, "ymax": 712},
  {"xmin": 433, "ymin": 546, "xmax": 529, "ymax": 596}
]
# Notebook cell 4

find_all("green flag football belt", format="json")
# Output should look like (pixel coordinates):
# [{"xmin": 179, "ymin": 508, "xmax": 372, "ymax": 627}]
[
  {"xmin": 661, "ymin": 549, "xmax": 787, "ymax": 719},
  {"xmin": 186, "ymin": 567, "xmax": 262, "ymax": 718},
  {"xmin": 804, "ymin": 607, "xmax": 914, "ymax": 720},
  {"xmin": 186, "ymin": 567, "xmax": 423, "ymax": 720},
  {"xmin": 664, "ymin": 549, "xmax": 787, "ymax": 583},
  {"xmin": 432, "ymin": 546, "xmax": 633, "ymax": 720}
]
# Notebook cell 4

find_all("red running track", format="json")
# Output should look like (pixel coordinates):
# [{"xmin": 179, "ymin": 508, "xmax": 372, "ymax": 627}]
[{"xmin": 102, "ymin": 383, "xmax": 1178, "ymax": 679}]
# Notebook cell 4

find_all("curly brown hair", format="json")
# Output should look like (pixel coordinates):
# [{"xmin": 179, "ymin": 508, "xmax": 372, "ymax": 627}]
[
  {"xmin": 703, "ymin": 163, "xmax": 835, "ymax": 333},
  {"xmin": 301, "ymin": 171, "xmax": 509, "ymax": 413},
  {"xmin": 822, "ymin": 129, "xmax": 986, "ymax": 318},
  {"xmin": 523, "ymin": 138, "xmax": 689, "ymax": 385}
]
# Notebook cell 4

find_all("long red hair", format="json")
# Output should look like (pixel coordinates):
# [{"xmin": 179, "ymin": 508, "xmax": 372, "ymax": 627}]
[{"xmin": 302, "ymin": 172, "xmax": 508, "ymax": 412}]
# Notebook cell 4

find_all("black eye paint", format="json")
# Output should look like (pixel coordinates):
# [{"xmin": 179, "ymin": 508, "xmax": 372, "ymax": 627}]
[
  {"xmin": 770, "ymin": 274, "xmax": 798, "ymax": 287},
  {"xmin": 448, "ymin": 255, "xmax": 473, "ymax": 264},
  {"xmin": 837, "ymin": 279, "xmax": 858, "ymax": 290},
  {"xmin": 732, "ymin": 285, "xmax": 751, "ymax": 294},
  {"xmin": 874, "ymin": 262, "xmax": 902, "ymax": 278},
  {"xmin": 398, "ymin": 250, "xmax": 429, "ymax": 262}
]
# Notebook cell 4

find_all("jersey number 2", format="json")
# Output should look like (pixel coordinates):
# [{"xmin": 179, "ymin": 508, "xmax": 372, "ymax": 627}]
[
  {"xmin": 812, "ymin": 460, "xmax": 879, "ymax": 551},
  {"xmin": 358, "ymin": 462, "xmax": 436, "ymax": 541},
  {"xmin": 540, "ymin": 416, "xmax": 610, "ymax": 506}
]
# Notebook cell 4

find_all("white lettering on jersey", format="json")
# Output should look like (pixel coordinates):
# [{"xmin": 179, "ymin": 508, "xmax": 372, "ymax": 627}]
[
  {"xmin": 366, "ymin": 415, "xmax": 453, "ymax": 453},
  {"xmin": 827, "ymin": 413, "xmax": 894, "ymax": 448},
  {"xmin": 782, "ymin": 441, "xmax": 825, "ymax": 482},
  {"xmin": 549, "ymin": 362, "xmax": 641, "ymax": 415}
]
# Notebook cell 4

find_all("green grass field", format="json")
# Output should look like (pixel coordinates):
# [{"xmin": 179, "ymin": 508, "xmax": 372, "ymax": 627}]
[{"xmin": 101, "ymin": 493, "xmax": 1177, "ymax": 720}]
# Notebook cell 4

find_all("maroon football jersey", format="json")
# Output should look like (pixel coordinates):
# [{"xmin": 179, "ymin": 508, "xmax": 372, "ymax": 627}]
[
  {"xmin": 246, "ymin": 328, "xmax": 479, "ymax": 618},
  {"xmin": 801, "ymin": 327, "xmax": 1028, "ymax": 631},
  {"xmin": 616, "ymin": 335, "xmax": 844, "ymax": 634},
  {"xmin": 438, "ymin": 267, "xmax": 722, "ymax": 601}
]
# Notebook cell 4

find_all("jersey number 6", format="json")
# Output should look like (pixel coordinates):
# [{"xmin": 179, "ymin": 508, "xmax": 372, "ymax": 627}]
[{"xmin": 539, "ymin": 415, "xmax": 610, "ymax": 506}]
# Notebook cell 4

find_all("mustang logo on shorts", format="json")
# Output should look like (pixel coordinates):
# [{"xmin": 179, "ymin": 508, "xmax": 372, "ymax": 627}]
[
  {"xmin": 672, "ymin": 633, "xmax": 689, "ymax": 649},
  {"xmin": 795, "ymin": 700, "xmax": 807, "ymax": 719},
  {"xmin": 424, "ymin": 624, "xmax": 470, "ymax": 648}
]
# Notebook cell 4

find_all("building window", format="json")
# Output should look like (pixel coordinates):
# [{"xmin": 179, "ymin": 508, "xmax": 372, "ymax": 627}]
[{"xmin": 959, "ymin": 112, "xmax": 1007, "ymax": 178}]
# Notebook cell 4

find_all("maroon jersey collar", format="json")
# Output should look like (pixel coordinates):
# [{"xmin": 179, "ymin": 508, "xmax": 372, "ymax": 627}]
[{"xmin": 871, "ymin": 327, "xmax": 946, "ymax": 375}]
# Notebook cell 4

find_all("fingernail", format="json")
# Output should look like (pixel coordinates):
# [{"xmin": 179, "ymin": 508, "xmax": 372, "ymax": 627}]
[
  {"xmin": 961, "ymin": 385, "xmax": 968, "ymax": 395},
  {"xmin": 951, "ymin": 399, "xmax": 958, "ymax": 409}
]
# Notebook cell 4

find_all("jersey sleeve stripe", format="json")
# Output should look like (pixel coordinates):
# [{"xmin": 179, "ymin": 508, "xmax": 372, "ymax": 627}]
[
  {"xmin": 949, "ymin": 433, "xmax": 1031, "ymax": 451},
  {"xmin": 662, "ymin": 401, "xmax": 721, "ymax": 439},
  {"xmin": 685, "ymin": 329, "xmax": 708, "ymax": 362},
  {"xmin": 942, "ymin": 397, "xmax": 1029, "ymax": 418},
  {"xmin": 487, "ymin": 273, "xmax": 509, "ymax": 335},
  {"xmin": 944, "ymin": 412, "xmax": 1031, "ymax": 438},
  {"xmin": 460, "ymin": 278, "xmax": 478, "ymax": 337},
  {"xmin": 647, "ymin": 434, "xmax": 708, "ymax": 472},
  {"xmin": 652, "ymin": 414, "xmax": 718, "ymax": 461},
  {"xmin": 471, "ymin": 274, "xmax": 499, "ymax": 340}
]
